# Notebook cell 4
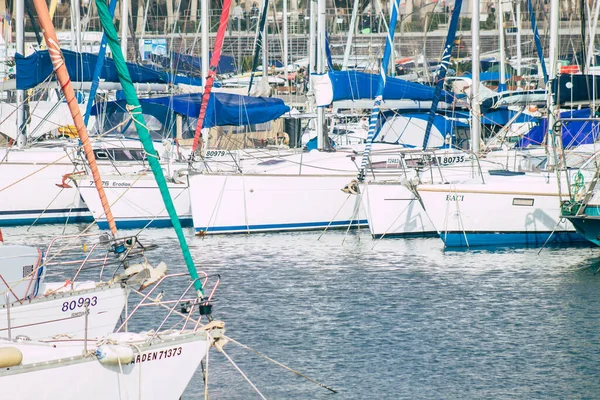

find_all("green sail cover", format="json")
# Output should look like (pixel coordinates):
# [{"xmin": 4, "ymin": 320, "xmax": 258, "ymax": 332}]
[{"xmin": 94, "ymin": 0, "xmax": 204, "ymax": 297}]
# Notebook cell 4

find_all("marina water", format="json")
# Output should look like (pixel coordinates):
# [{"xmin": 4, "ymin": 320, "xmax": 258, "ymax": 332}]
[{"xmin": 6, "ymin": 225, "xmax": 600, "ymax": 399}]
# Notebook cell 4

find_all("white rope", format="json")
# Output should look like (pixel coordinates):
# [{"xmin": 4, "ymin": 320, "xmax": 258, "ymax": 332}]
[{"xmin": 217, "ymin": 345, "xmax": 267, "ymax": 400}]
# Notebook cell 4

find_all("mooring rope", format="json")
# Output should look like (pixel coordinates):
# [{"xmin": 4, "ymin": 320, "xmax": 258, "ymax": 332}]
[
  {"xmin": 224, "ymin": 335, "xmax": 338, "ymax": 394},
  {"xmin": 215, "ymin": 343, "xmax": 268, "ymax": 400}
]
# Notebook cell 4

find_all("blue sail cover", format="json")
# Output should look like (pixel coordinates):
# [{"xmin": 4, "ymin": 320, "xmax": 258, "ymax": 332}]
[
  {"xmin": 517, "ymin": 108, "xmax": 599, "ymax": 149},
  {"xmin": 148, "ymin": 52, "xmax": 236, "ymax": 75},
  {"xmin": 327, "ymin": 70, "xmax": 454, "ymax": 102},
  {"xmin": 94, "ymin": 93, "xmax": 290, "ymax": 129},
  {"xmin": 16, "ymin": 50, "xmax": 204, "ymax": 90},
  {"xmin": 552, "ymin": 74, "xmax": 600, "ymax": 105}
]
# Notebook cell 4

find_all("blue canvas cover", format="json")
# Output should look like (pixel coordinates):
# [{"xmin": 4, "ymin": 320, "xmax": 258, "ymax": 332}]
[
  {"xmin": 16, "ymin": 49, "xmax": 204, "ymax": 90},
  {"xmin": 163, "ymin": 52, "xmax": 236, "ymax": 74},
  {"xmin": 94, "ymin": 92, "xmax": 290, "ymax": 129},
  {"xmin": 327, "ymin": 70, "xmax": 454, "ymax": 103},
  {"xmin": 517, "ymin": 108, "xmax": 600, "ymax": 148}
]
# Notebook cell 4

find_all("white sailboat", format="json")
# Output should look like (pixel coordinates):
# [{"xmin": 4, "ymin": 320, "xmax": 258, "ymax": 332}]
[
  {"xmin": 0, "ymin": 269, "xmax": 225, "ymax": 400},
  {"xmin": 0, "ymin": 232, "xmax": 174, "ymax": 340}
]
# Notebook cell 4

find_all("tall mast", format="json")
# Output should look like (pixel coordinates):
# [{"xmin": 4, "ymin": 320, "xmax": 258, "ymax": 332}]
[
  {"xmin": 16, "ymin": 0, "xmax": 25, "ymax": 147},
  {"xmin": 32, "ymin": 0, "xmax": 118, "ymax": 236},
  {"xmin": 83, "ymin": 0, "xmax": 119, "ymax": 127},
  {"xmin": 74, "ymin": 0, "xmax": 81, "ymax": 52},
  {"xmin": 470, "ymin": 0, "xmax": 481, "ymax": 154},
  {"xmin": 497, "ymin": 0, "xmax": 506, "ymax": 92},
  {"xmin": 356, "ymin": 0, "xmax": 401, "ymax": 180},
  {"xmin": 316, "ymin": 0, "xmax": 326, "ymax": 149},
  {"xmin": 421, "ymin": 0, "xmax": 464, "ymax": 149},
  {"xmin": 516, "ymin": 1, "xmax": 521, "ymax": 79},
  {"xmin": 283, "ymin": 0, "xmax": 288, "ymax": 87},
  {"xmin": 121, "ymin": 0, "xmax": 128, "ymax": 59},
  {"xmin": 192, "ymin": 0, "xmax": 233, "ymax": 151},
  {"xmin": 585, "ymin": 0, "xmax": 600, "ymax": 73},
  {"xmin": 342, "ymin": 0, "xmax": 360, "ymax": 70},
  {"xmin": 546, "ymin": 0, "xmax": 560, "ymax": 167},
  {"xmin": 262, "ymin": 0, "xmax": 268, "ymax": 76},
  {"xmin": 94, "ymin": 0, "xmax": 205, "ymax": 297},
  {"xmin": 201, "ymin": 0, "xmax": 209, "ymax": 147}
]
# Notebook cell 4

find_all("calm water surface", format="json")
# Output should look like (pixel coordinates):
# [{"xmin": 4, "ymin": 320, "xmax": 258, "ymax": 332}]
[{"xmin": 4, "ymin": 225, "xmax": 600, "ymax": 399}]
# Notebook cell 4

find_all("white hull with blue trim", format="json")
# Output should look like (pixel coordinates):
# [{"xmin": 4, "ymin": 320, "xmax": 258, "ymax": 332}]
[
  {"xmin": 0, "ymin": 139, "xmax": 182, "ymax": 227},
  {"xmin": 418, "ymin": 172, "xmax": 585, "ymax": 247},
  {"xmin": 189, "ymin": 172, "xmax": 367, "ymax": 234},
  {"xmin": 75, "ymin": 173, "xmax": 192, "ymax": 229},
  {"xmin": 0, "ymin": 147, "xmax": 91, "ymax": 226}
]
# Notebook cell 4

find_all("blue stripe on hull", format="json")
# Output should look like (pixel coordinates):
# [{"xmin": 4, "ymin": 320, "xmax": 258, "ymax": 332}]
[
  {"xmin": 195, "ymin": 219, "xmax": 369, "ymax": 234},
  {"xmin": 97, "ymin": 218, "xmax": 194, "ymax": 230},
  {"xmin": 373, "ymin": 231, "xmax": 439, "ymax": 239},
  {"xmin": 0, "ymin": 209, "xmax": 94, "ymax": 226},
  {"xmin": 441, "ymin": 231, "xmax": 586, "ymax": 247}
]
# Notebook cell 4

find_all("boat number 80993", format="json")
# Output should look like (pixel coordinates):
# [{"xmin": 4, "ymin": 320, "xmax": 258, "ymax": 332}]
[{"xmin": 62, "ymin": 296, "xmax": 98, "ymax": 312}]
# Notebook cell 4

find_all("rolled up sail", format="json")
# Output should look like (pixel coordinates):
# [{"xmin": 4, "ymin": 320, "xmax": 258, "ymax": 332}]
[
  {"xmin": 16, "ymin": 50, "xmax": 204, "ymax": 90},
  {"xmin": 313, "ymin": 70, "xmax": 454, "ymax": 107}
]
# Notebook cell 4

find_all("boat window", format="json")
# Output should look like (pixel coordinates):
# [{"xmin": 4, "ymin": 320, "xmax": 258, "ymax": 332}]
[{"xmin": 95, "ymin": 150, "xmax": 109, "ymax": 159}]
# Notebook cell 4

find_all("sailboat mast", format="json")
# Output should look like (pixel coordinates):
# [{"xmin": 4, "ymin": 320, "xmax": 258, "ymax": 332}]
[
  {"xmin": 192, "ymin": 0, "xmax": 233, "ymax": 151},
  {"xmin": 74, "ymin": 0, "xmax": 81, "ymax": 52},
  {"xmin": 15, "ymin": 0, "xmax": 25, "ymax": 147},
  {"xmin": 316, "ymin": 0, "xmax": 326, "ymax": 149},
  {"xmin": 84, "ymin": 0, "xmax": 119, "ymax": 127},
  {"xmin": 94, "ymin": 0, "xmax": 204, "ymax": 297},
  {"xmin": 471, "ymin": 0, "xmax": 481, "ymax": 153},
  {"xmin": 497, "ymin": 0, "xmax": 506, "ymax": 92},
  {"xmin": 342, "ymin": 0, "xmax": 360, "ymax": 70},
  {"xmin": 421, "ymin": 0, "xmax": 463, "ymax": 149},
  {"xmin": 201, "ymin": 0, "xmax": 209, "ymax": 83},
  {"xmin": 283, "ymin": 0, "xmax": 288, "ymax": 87},
  {"xmin": 585, "ymin": 0, "xmax": 600, "ymax": 73},
  {"xmin": 356, "ymin": 0, "xmax": 401, "ymax": 180},
  {"xmin": 121, "ymin": 0, "xmax": 128, "ymax": 59},
  {"xmin": 32, "ymin": 0, "xmax": 118, "ymax": 236},
  {"xmin": 516, "ymin": 1, "xmax": 521, "ymax": 79},
  {"xmin": 546, "ymin": 0, "xmax": 560, "ymax": 168},
  {"xmin": 262, "ymin": 2, "xmax": 268, "ymax": 76}
]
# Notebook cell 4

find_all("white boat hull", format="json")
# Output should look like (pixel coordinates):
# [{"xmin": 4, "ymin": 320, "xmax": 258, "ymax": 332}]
[
  {"xmin": 361, "ymin": 181, "xmax": 436, "ymax": 237},
  {"xmin": 0, "ymin": 284, "xmax": 128, "ymax": 340},
  {"xmin": 0, "ymin": 149, "xmax": 91, "ymax": 225},
  {"xmin": 0, "ymin": 332, "xmax": 213, "ymax": 400},
  {"xmin": 189, "ymin": 173, "xmax": 367, "ymax": 234},
  {"xmin": 418, "ymin": 173, "xmax": 584, "ymax": 247},
  {"xmin": 76, "ymin": 175, "xmax": 192, "ymax": 229}
]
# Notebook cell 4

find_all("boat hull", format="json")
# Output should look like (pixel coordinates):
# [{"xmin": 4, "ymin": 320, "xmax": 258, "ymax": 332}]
[
  {"xmin": 360, "ymin": 181, "xmax": 437, "ymax": 237},
  {"xmin": 419, "ymin": 174, "xmax": 585, "ymax": 247},
  {"xmin": 75, "ymin": 175, "xmax": 192, "ymax": 229},
  {"xmin": 189, "ymin": 173, "xmax": 367, "ymax": 234},
  {"xmin": 0, "ymin": 284, "xmax": 127, "ymax": 340},
  {"xmin": 0, "ymin": 151, "xmax": 91, "ymax": 225},
  {"xmin": 562, "ymin": 205, "xmax": 600, "ymax": 246},
  {"xmin": 0, "ymin": 332, "xmax": 212, "ymax": 400}
]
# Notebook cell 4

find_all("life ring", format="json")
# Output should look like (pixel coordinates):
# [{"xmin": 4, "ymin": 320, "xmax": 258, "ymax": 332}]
[{"xmin": 571, "ymin": 171, "xmax": 585, "ymax": 199}]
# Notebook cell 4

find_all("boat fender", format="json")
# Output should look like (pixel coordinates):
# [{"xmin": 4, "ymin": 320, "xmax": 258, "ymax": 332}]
[
  {"xmin": 341, "ymin": 180, "xmax": 359, "ymax": 195},
  {"xmin": 126, "ymin": 261, "xmax": 168, "ymax": 290},
  {"xmin": 0, "ymin": 347, "xmax": 23, "ymax": 368},
  {"xmin": 96, "ymin": 344, "xmax": 134, "ymax": 365}
]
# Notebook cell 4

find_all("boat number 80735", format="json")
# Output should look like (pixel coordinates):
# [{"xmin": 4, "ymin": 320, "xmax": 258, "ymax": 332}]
[{"xmin": 436, "ymin": 156, "xmax": 465, "ymax": 165}]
